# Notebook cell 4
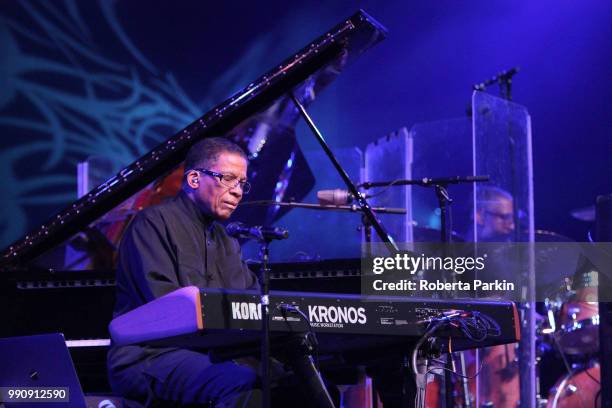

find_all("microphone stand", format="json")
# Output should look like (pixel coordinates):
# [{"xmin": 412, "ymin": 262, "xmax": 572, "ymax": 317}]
[
  {"xmin": 359, "ymin": 176, "xmax": 489, "ymax": 244},
  {"xmin": 251, "ymin": 225, "xmax": 335, "ymax": 408},
  {"xmin": 258, "ymin": 236, "xmax": 272, "ymax": 408},
  {"xmin": 240, "ymin": 200, "xmax": 406, "ymax": 215},
  {"xmin": 360, "ymin": 175, "xmax": 489, "ymax": 408},
  {"xmin": 472, "ymin": 66, "xmax": 519, "ymax": 101},
  {"xmin": 240, "ymin": 201, "xmax": 406, "ymax": 259}
]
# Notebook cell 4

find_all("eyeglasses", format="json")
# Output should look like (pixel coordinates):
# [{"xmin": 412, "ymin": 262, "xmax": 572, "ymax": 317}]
[
  {"xmin": 485, "ymin": 211, "xmax": 513, "ymax": 222},
  {"xmin": 192, "ymin": 168, "xmax": 251, "ymax": 194}
]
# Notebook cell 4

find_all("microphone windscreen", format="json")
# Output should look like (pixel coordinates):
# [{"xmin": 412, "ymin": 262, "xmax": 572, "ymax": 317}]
[
  {"xmin": 272, "ymin": 227, "xmax": 290, "ymax": 239},
  {"xmin": 225, "ymin": 222, "xmax": 244, "ymax": 237},
  {"xmin": 317, "ymin": 189, "xmax": 350, "ymax": 205}
]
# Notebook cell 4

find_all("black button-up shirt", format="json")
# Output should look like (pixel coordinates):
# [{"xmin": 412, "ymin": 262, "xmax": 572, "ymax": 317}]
[{"xmin": 108, "ymin": 191, "xmax": 258, "ymax": 379}]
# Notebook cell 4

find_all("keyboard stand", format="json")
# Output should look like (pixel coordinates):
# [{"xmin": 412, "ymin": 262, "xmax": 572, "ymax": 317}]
[{"xmin": 283, "ymin": 332, "xmax": 336, "ymax": 408}]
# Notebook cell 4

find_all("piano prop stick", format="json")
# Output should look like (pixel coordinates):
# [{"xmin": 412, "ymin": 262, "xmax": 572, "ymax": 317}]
[{"xmin": 290, "ymin": 93, "xmax": 398, "ymax": 256}]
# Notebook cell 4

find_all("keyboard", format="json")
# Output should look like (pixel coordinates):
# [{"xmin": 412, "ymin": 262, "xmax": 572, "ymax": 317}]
[{"xmin": 109, "ymin": 287, "xmax": 520, "ymax": 358}]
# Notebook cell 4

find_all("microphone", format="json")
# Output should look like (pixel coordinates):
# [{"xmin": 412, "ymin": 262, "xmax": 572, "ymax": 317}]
[
  {"xmin": 317, "ymin": 189, "xmax": 356, "ymax": 205},
  {"xmin": 226, "ymin": 222, "xmax": 289, "ymax": 241},
  {"xmin": 498, "ymin": 66, "xmax": 519, "ymax": 80}
]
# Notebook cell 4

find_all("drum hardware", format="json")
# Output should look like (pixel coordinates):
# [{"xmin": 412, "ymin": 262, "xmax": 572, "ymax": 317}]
[
  {"xmin": 537, "ymin": 252, "xmax": 601, "ymax": 407},
  {"xmin": 555, "ymin": 269, "xmax": 599, "ymax": 356},
  {"xmin": 535, "ymin": 354, "xmax": 548, "ymax": 408},
  {"xmin": 541, "ymin": 268, "xmax": 600, "ymax": 356}
]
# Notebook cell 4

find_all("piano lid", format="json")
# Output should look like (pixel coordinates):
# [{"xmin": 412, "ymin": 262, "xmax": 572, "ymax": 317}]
[{"xmin": 1, "ymin": 10, "xmax": 387, "ymax": 269}]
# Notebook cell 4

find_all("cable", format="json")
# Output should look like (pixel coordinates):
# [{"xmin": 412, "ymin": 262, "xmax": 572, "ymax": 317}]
[
  {"xmin": 412, "ymin": 320, "xmax": 446, "ymax": 376},
  {"xmin": 552, "ymin": 335, "xmax": 579, "ymax": 381},
  {"xmin": 427, "ymin": 357, "xmax": 485, "ymax": 380},
  {"xmin": 361, "ymin": 179, "xmax": 405, "ymax": 199},
  {"xmin": 583, "ymin": 365, "xmax": 600, "ymax": 385},
  {"xmin": 412, "ymin": 311, "xmax": 501, "ymax": 377},
  {"xmin": 438, "ymin": 310, "xmax": 501, "ymax": 342},
  {"xmin": 278, "ymin": 303, "xmax": 310, "ymax": 329}
]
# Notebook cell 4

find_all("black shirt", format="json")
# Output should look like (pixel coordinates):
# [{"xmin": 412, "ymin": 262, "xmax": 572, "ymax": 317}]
[{"xmin": 108, "ymin": 191, "xmax": 258, "ymax": 375}]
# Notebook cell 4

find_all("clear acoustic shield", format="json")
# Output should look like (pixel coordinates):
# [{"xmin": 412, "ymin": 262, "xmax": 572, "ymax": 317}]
[
  {"xmin": 361, "ymin": 92, "xmax": 537, "ymax": 407},
  {"xmin": 409, "ymin": 118, "xmax": 474, "ymax": 241},
  {"xmin": 363, "ymin": 118, "xmax": 474, "ymax": 252},
  {"xmin": 472, "ymin": 91, "xmax": 535, "ymax": 408},
  {"xmin": 365, "ymin": 127, "xmax": 414, "ymax": 245}
]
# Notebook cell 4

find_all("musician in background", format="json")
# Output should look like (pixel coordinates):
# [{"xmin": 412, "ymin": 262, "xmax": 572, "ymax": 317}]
[
  {"xmin": 107, "ymin": 137, "xmax": 262, "ymax": 407},
  {"xmin": 473, "ymin": 185, "xmax": 516, "ymax": 242}
]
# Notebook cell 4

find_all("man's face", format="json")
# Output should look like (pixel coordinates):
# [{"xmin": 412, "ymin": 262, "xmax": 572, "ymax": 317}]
[
  {"xmin": 477, "ymin": 196, "xmax": 515, "ymax": 238},
  {"xmin": 188, "ymin": 152, "xmax": 248, "ymax": 220}
]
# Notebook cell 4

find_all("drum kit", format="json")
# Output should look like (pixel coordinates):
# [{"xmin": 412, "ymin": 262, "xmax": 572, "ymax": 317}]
[
  {"xmin": 467, "ymin": 227, "xmax": 602, "ymax": 407},
  {"xmin": 413, "ymin": 226, "xmax": 602, "ymax": 408},
  {"xmin": 535, "ymin": 221, "xmax": 601, "ymax": 408},
  {"xmin": 540, "ymin": 265, "xmax": 601, "ymax": 408},
  {"xmin": 447, "ymin": 271, "xmax": 601, "ymax": 408}
]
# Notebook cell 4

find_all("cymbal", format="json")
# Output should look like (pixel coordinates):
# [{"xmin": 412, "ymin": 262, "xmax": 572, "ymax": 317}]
[
  {"xmin": 533, "ymin": 229, "xmax": 574, "ymax": 242},
  {"xmin": 411, "ymin": 226, "xmax": 465, "ymax": 242},
  {"xmin": 570, "ymin": 205, "xmax": 595, "ymax": 222}
]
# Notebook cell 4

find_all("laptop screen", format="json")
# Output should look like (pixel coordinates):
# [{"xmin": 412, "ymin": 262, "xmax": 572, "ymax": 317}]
[{"xmin": 0, "ymin": 333, "xmax": 87, "ymax": 408}]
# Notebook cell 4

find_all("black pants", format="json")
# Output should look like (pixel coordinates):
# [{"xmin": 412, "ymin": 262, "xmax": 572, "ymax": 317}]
[{"xmin": 108, "ymin": 348, "xmax": 339, "ymax": 407}]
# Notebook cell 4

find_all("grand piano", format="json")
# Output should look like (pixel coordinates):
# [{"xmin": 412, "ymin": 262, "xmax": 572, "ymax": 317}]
[
  {"xmin": 0, "ymin": 11, "xmax": 519, "ymax": 399},
  {"xmin": 0, "ymin": 10, "xmax": 390, "ymax": 392}
]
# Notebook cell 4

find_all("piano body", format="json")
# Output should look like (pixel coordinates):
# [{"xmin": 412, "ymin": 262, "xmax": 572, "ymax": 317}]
[
  {"xmin": 0, "ymin": 9, "xmax": 519, "ymax": 396},
  {"xmin": 0, "ymin": 9, "xmax": 389, "ymax": 391}
]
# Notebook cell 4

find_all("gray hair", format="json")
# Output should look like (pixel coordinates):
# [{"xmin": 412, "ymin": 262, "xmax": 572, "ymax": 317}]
[{"xmin": 184, "ymin": 137, "xmax": 247, "ymax": 171}]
